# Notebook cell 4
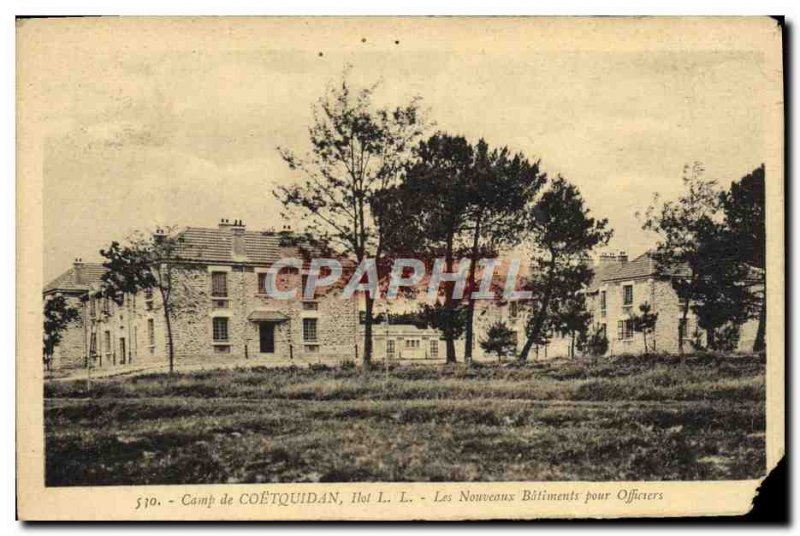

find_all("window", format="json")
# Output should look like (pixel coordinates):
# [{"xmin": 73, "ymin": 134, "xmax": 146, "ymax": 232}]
[
  {"xmin": 405, "ymin": 339, "xmax": 420, "ymax": 349},
  {"xmin": 622, "ymin": 285, "xmax": 633, "ymax": 305},
  {"xmin": 211, "ymin": 272, "xmax": 228, "ymax": 297},
  {"xmin": 509, "ymin": 302, "xmax": 519, "ymax": 319},
  {"xmin": 90, "ymin": 332, "xmax": 97, "ymax": 356},
  {"xmin": 213, "ymin": 317, "xmax": 229, "ymax": 342},
  {"xmin": 258, "ymin": 273, "xmax": 267, "ymax": 294},
  {"xmin": 599, "ymin": 291, "xmax": 607, "ymax": 317},
  {"xmin": 104, "ymin": 331, "xmax": 111, "ymax": 354},
  {"xmin": 303, "ymin": 318, "xmax": 318, "ymax": 343},
  {"xmin": 90, "ymin": 297, "xmax": 97, "ymax": 318},
  {"xmin": 147, "ymin": 319, "xmax": 155, "ymax": 347},
  {"xmin": 617, "ymin": 319, "xmax": 634, "ymax": 340},
  {"xmin": 429, "ymin": 339, "xmax": 438, "ymax": 359},
  {"xmin": 622, "ymin": 285, "xmax": 633, "ymax": 315},
  {"xmin": 144, "ymin": 288, "xmax": 154, "ymax": 311},
  {"xmin": 387, "ymin": 339, "xmax": 396, "ymax": 358},
  {"xmin": 302, "ymin": 301, "xmax": 318, "ymax": 311}
]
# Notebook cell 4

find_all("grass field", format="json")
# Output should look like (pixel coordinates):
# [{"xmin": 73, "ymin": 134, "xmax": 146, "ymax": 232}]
[{"xmin": 44, "ymin": 353, "xmax": 766, "ymax": 486}]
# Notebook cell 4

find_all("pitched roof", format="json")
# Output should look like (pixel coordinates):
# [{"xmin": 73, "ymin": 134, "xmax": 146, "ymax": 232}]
[
  {"xmin": 174, "ymin": 227, "xmax": 296, "ymax": 265},
  {"xmin": 44, "ymin": 263, "xmax": 106, "ymax": 294},
  {"xmin": 588, "ymin": 252, "xmax": 657, "ymax": 291}
]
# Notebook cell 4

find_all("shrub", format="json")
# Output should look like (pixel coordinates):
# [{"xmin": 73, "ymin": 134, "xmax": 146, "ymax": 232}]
[
  {"xmin": 479, "ymin": 322, "xmax": 517, "ymax": 361},
  {"xmin": 577, "ymin": 325, "xmax": 609, "ymax": 357}
]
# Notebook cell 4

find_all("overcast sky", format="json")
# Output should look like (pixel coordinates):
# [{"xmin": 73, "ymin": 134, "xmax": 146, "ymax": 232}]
[{"xmin": 28, "ymin": 18, "xmax": 771, "ymax": 281}]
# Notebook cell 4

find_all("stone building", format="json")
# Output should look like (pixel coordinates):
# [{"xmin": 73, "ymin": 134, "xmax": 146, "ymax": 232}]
[
  {"xmin": 582, "ymin": 251, "xmax": 759, "ymax": 356},
  {"xmin": 43, "ymin": 219, "xmax": 359, "ymax": 370}
]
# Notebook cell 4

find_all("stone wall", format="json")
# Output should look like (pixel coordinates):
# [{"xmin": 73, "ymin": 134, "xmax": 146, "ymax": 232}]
[
  {"xmin": 50, "ymin": 295, "xmax": 87, "ymax": 370},
  {"xmin": 165, "ymin": 264, "xmax": 359, "ymax": 363}
]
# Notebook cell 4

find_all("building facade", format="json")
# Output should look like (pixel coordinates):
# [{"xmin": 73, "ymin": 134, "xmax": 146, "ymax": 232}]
[
  {"xmin": 43, "ymin": 220, "xmax": 359, "ymax": 370},
  {"xmin": 582, "ymin": 251, "xmax": 759, "ymax": 356}
]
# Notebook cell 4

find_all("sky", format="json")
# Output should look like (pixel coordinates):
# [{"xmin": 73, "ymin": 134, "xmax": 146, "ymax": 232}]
[{"xmin": 26, "ymin": 18, "xmax": 773, "ymax": 282}]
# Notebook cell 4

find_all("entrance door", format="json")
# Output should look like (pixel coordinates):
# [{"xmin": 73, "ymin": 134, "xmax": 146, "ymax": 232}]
[{"xmin": 259, "ymin": 323, "xmax": 275, "ymax": 353}]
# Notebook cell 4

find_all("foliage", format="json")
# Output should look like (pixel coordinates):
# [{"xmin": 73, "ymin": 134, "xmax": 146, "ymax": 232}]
[
  {"xmin": 577, "ymin": 324, "xmax": 609, "ymax": 357},
  {"xmin": 641, "ymin": 162, "xmax": 766, "ymax": 353},
  {"xmin": 43, "ymin": 294, "xmax": 81, "ymax": 369},
  {"xmin": 518, "ymin": 177, "xmax": 611, "ymax": 361},
  {"xmin": 382, "ymin": 133, "xmax": 545, "ymax": 363},
  {"xmin": 629, "ymin": 302, "xmax": 659, "ymax": 355},
  {"xmin": 720, "ymin": 164, "xmax": 766, "ymax": 351},
  {"xmin": 548, "ymin": 293, "xmax": 593, "ymax": 358},
  {"xmin": 417, "ymin": 301, "xmax": 468, "ymax": 349},
  {"xmin": 479, "ymin": 322, "xmax": 518, "ymax": 361},
  {"xmin": 274, "ymin": 70, "xmax": 427, "ymax": 364},
  {"xmin": 689, "ymin": 218, "xmax": 756, "ymax": 350},
  {"xmin": 386, "ymin": 133, "xmax": 476, "ymax": 363},
  {"xmin": 99, "ymin": 228, "xmax": 186, "ymax": 374},
  {"xmin": 640, "ymin": 162, "xmax": 721, "ymax": 353}
]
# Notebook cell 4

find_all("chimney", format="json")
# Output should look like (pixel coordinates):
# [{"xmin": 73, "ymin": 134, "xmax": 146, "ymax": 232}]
[
  {"xmin": 73, "ymin": 258, "xmax": 83, "ymax": 284},
  {"xmin": 223, "ymin": 219, "xmax": 247, "ymax": 260},
  {"xmin": 153, "ymin": 228, "xmax": 166, "ymax": 244},
  {"xmin": 597, "ymin": 250, "xmax": 628, "ymax": 269}
]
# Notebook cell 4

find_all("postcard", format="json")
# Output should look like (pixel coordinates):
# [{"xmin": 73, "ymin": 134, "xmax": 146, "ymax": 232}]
[{"xmin": 17, "ymin": 16, "xmax": 784, "ymax": 520}]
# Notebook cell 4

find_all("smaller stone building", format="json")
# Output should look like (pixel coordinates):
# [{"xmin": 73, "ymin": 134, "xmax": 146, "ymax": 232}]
[{"xmin": 582, "ymin": 251, "xmax": 759, "ymax": 356}]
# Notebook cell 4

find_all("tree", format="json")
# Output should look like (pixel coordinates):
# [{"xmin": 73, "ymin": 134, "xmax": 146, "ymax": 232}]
[
  {"xmin": 640, "ymin": 162, "xmax": 722, "ymax": 354},
  {"xmin": 577, "ymin": 324, "xmax": 609, "ymax": 357},
  {"xmin": 689, "ymin": 218, "xmax": 755, "ymax": 351},
  {"xmin": 395, "ymin": 133, "xmax": 476, "ymax": 363},
  {"xmin": 629, "ymin": 302, "xmax": 658, "ymax": 355},
  {"xmin": 721, "ymin": 164, "xmax": 766, "ymax": 351},
  {"xmin": 479, "ymin": 321, "xmax": 517, "ymax": 362},
  {"xmin": 99, "ymin": 228, "xmax": 186, "ymax": 374},
  {"xmin": 43, "ymin": 294, "xmax": 80, "ymax": 371},
  {"xmin": 549, "ymin": 293, "xmax": 593, "ymax": 358},
  {"xmin": 386, "ymin": 134, "xmax": 544, "ymax": 364},
  {"xmin": 518, "ymin": 177, "xmax": 611, "ymax": 362},
  {"xmin": 461, "ymin": 141, "xmax": 546, "ymax": 364},
  {"xmin": 275, "ymin": 72, "xmax": 426, "ymax": 365}
]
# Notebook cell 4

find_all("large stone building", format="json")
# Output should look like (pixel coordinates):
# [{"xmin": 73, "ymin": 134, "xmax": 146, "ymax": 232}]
[{"xmin": 43, "ymin": 220, "xmax": 359, "ymax": 370}]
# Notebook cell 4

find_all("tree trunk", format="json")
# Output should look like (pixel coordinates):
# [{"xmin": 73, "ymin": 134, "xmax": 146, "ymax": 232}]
[
  {"xmin": 464, "ymin": 216, "xmax": 482, "ymax": 365},
  {"xmin": 519, "ymin": 336, "xmax": 537, "ymax": 363},
  {"xmin": 706, "ymin": 328, "xmax": 716, "ymax": 351},
  {"xmin": 163, "ymin": 302, "xmax": 175, "ymax": 374},
  {"xmin": 678, "ymin": 298, "xmax": 690, "ymax": 355},
  {"xmin": 519, "ymin": 253, "xmax": 557, "ymax": 363},
  {"xmin": 642, "ymin": 331, "xmax": 648, "ymax": 355},
  {"xmin": 753, "ymin": 292, "xmax": 766, "ymax": 352},
  {"xmin": 444, "ymin": 234, "xmax": 457, "ymax": 364},
  {"xmin": 570, "ymin": 332, "xmax": 575, "ymax": 359},
  {"xmin": 363, "ymin": 294, "xmax": 374, "ymax": 365}
]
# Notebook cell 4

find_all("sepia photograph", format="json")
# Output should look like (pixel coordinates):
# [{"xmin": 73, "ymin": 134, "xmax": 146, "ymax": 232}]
[{"xmin": 17, "ymin": 15, "xmax": 785, "ymax": 520}]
